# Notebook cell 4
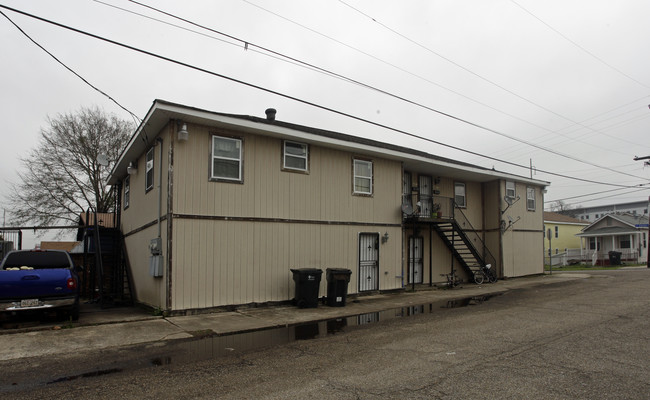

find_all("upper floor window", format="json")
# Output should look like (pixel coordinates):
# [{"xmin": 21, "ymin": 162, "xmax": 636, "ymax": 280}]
[
  {"xmin": 554, "ymin": 226, "xmax": 558, "ymax": 238},
  {"xmin": 454, "ymin": 182, "xmax": 466, "ymax": 208},
  {"xmin": 145, "ymin": 148, "xmax": 154, "ymax": 192},
  {"xmin": 124, "ymin": 176, "xmax": 130, "ymax": 209},
  {"xmin": 283, "ymin": 141, "xmax": 308, "ymax": 172},
  {"xmin": 211, "ymin": 135, "xmax": 242, "ymax": 182},
  {"xmin": 353, "ymin": 159, "xmax": 373, "ymax": 195},
  {"xmin": 505, "ymin": 181, "xmax": 516, "ymax": 199},
  {"xmin": 526, "ymin": 186, "xmax": 536, "ymax": 211}
]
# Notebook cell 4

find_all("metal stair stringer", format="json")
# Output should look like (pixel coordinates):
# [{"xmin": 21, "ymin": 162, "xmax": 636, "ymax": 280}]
[{"xmin": 432, "ymin": 219, "xmax": 487, "ymax": 280}]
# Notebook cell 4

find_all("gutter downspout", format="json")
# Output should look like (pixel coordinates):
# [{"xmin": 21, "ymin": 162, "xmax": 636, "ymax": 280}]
[
  {"xmin": 155, "ymin": 137, "xmax": 167, "ymax": 311},
  {"xmin": 157, "ymin": 137, "xmax": 163, "ymax": 239}
]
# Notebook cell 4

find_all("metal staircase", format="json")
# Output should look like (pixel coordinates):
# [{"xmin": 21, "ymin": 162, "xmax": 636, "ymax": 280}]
[
  {"xmin": 83, "ymin": 211, "xmax": 135, "ymax": 307},
  {"xmin": 432, "ymin": 219, "xmax": 487, "ymax": 281},
  {"xmin": 432, "ymin": 202, "xmax": 497, "ymax": 282},
  {"xmin": 404, "ymin": 195, "xmax": 497, "ymax": 283}
]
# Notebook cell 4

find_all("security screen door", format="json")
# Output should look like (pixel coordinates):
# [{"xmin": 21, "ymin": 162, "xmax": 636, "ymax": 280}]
[
  {"xmin": 408, "ymin": 236, "xmax": 423, "ymax": 284},
  {"xmin": 359, "ymin": 233, "xmax": 379, "ymax": 291}
]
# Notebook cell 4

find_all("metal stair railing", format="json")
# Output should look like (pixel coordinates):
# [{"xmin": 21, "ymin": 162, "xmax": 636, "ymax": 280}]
[{"xmin": 449, "ymin": 198, "xmax": 497, "ymax": 273}]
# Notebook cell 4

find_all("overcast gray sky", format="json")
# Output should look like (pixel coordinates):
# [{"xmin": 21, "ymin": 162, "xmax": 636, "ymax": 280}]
[{"xmin": 1, "ymin": 0, "xmax": 650, "ymax": 247}]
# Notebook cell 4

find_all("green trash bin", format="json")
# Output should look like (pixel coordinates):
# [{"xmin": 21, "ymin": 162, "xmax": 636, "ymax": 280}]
[
  {"xmin": 290, "ymin": 268, "xmax": 322, "ymax": 308},
  {"xmin": 326, "ymin": 268, "xmax": 352, "ymax": 307}
]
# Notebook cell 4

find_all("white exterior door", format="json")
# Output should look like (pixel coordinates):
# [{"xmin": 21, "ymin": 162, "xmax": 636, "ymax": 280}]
[
  {"xmin": 408, "ymin": 236, "xmax": 423, "ymax": 284},
  {"xmin": 359, "ymin": 233, "xmax": 379, "ymax": 291}
]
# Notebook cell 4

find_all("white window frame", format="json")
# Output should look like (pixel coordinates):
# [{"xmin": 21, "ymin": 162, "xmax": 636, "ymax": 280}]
[
  {"xmin": 283, "ymin": 140, "xmax": 308, "ymax": 172},
  {"xmin": 353, "ymin": 159, "xmax": 373, "ymax": 195},
  {"xmin": 526, "ymin": 186, "xmax": 536, "ymax": 211},
  {"xmin": 211, "ymin": 135, "xmax": 243, "ymax": 182},
  {"xmin": 124, "ymin": 176, "xmax": 130, "ymax": 210},
  {"xmin": 506, "ymin": 180, "xmax": 516, "ymax": 199},
  {"xmin": 454, "ymin": 182, "xmax": 466, "ymax": 208},
  {"xmin": 145, "ymin": 148, "xmax": 154, "ymax": 192}
]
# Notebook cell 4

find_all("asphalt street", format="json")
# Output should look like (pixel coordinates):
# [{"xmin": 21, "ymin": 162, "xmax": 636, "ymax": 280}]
[{"xmin": 1, "ymin": 268, "xmax": 649, "ymax": 399}]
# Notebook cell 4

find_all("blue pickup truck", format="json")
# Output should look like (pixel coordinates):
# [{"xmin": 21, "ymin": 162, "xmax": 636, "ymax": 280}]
[{"xmin": 0, "ymin": 249, "xmax": 80, "ymax": 320}]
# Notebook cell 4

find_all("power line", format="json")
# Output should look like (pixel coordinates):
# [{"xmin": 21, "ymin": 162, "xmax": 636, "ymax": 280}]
[
  {"xmin": 0, "ymin": 3, "xmax": 646, "ymax": 189},
  {"xmin": 554, "ymin": 187, "xmax": 650, "ymax": 208},
  {"xmin": 0, "ymin": 10, "xmax": 141, "ymax": 125},
  {"xmin": 335, "ymin": 0, "xmax": 650, "ymax": 166},
  {"xmin": 545, "ymin": 185, "xmax": 650, "ymax": 204},
  {"xmin": 110, "ymin": 0, "xmax": 649, "ymax": 181},
  {"xmin": 510, "ymin": 0, "xmax": 650, "ymax": 89}
]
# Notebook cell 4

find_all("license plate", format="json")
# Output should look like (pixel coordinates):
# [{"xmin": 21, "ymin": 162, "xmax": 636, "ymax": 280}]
[{"xmin": 20, "ymin": 299, "xmax": 40, "ymax": 307}]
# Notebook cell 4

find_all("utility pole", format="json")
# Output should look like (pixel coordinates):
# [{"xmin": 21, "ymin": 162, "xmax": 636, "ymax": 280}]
[
  {"xmin": 633, "ymin": 155, "xmax": 650, "ymax": 268},
  {"xmin": 546, "ymin": 228, "xmax": 553, "ymax": 275}
]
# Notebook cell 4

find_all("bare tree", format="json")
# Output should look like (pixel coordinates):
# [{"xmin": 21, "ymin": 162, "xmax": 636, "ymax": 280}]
[
  {"xmin": 550, "ymin": 200, "xmax": 579, "ymax": 217},
  {"xmin": 6, "ymin": 106, "xmax": 133, "ymax": 226}
]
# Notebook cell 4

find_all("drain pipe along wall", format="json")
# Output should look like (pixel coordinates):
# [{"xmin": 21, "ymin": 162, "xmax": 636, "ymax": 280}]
[{"xmin": 149, "ymin": 137, "xmax": 165, "ymax": 279}]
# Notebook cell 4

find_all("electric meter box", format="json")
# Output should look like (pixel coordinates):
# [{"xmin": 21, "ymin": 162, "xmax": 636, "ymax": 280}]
[{"xmin": 149, "ymin": 238, "xmax": 163, "ymax": 277}]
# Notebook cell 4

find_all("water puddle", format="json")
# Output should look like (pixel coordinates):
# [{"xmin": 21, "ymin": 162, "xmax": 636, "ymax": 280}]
[
  {"xmin": 144, "ymin": 292, "xmax": 503, "ymax": 366},
  {"xmin": 28, "ymin": 293, "xmax": 502, "ymax": 388}
]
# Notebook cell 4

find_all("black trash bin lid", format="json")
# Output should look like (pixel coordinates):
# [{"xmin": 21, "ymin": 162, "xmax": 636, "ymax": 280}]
[
  {"xmin": 291, "ymin": 268, "xmax": 323, "ymax": 274},
  {"xmin": 326, "ymin": 268, "xmax": 351, "ymax": 274}
]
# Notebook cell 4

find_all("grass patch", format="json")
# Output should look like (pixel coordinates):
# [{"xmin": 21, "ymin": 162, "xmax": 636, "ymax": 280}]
[{"xmin": 544, "ymin": 263, "xmax": 645, "ymax": 272}]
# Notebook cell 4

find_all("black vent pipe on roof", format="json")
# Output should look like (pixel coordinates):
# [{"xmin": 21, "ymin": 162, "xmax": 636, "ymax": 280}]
[{"xmin": 265, "ymin": 108, "xmax": 277, "ymax": 121}]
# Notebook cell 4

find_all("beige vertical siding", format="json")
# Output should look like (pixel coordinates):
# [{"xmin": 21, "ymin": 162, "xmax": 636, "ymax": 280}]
[
  {"xmin": 120, "ymin": 125, "xmax": 172, "ymax": 309},
  {"xmin": 123, "ymin": 225, "xmax": 167, "ymax": 309},
  {"xmin": 482, "ymin": 180, "xmax": 502, "ymax": 275},
  {"xmin": 168, "ymin": 123, "xmax": 403, "ymax": 310},
  {"xmin": 500, "ymin": 181, "xmax": 544, "ymax": 277},
  {"xmin": 171, "ymin": 220, "xmax": 402, "ymax": 310},
  {"xmin": 173, "ymin": 125, "xmax": 402, "ymax": 223},
  {"xmin": 121, "ymin": 127, "xmax": 171, "ymax": 234},
  {"xmin": 121, "ymin": 120, "xmax": 546, "ymax": 310}
]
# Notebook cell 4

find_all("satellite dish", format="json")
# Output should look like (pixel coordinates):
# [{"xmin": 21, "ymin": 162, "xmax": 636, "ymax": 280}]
[
  {"xmin": 401, "ymin": 203, "xmax": 414, "ymax": 215},
  {"xmin": 97, "ymin": 154, "xmax": 109, "ymax": 166}
]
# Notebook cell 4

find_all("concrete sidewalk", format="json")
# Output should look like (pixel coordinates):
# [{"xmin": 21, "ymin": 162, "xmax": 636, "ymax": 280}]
[{"xmin": 0, "ymin": 272, "xmax": 592, "ymax": 361}]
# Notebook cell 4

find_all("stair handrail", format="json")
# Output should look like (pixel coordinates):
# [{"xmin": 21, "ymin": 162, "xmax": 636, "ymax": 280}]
[{"xmin": 447, "ymin": 198, "xmax": 497, "ymax": 270}]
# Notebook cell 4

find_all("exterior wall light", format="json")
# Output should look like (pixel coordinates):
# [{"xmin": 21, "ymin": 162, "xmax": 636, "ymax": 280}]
[
  {"xmin": 177, "ymin": 122, "xmax": 189, "ymax": 142},
  {"xmin": 127, "ymin": 162, "xmax": 137, "ymax": 175},
  {"xmin": 382, "ymin": 231, "xmax": 389, "ymax": 243}
]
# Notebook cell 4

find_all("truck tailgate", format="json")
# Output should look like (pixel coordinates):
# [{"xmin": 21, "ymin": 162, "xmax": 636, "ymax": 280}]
[{"xmin": 0, "ymin": 269, "xmax": 75, "ymax": 299}]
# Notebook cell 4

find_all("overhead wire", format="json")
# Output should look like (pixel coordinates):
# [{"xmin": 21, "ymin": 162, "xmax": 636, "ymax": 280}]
[
  {"xmin": 552, "ymin": 187, "xmax": 650, "ymax": 208},
  {"xmin": 0, "ymin": 9, "xmax": 141, "ymax": 126},
  {"xmin": 113, "ymin": 0, "xmax": 649, "ymax": 181},
  {"xmin": 336, "ymin": 0, "xmax": 650, "ymax": 165},
  {"xmin": 0, "ymin": 3, "xmax": 646, "ymax": 190},
  {"xmin": 546, "ymin": 185, "xmax": 650, "ymax": 204},
  {"xmin": 510, "ymin": 0, "xmax": 650, "ymax": 90}
]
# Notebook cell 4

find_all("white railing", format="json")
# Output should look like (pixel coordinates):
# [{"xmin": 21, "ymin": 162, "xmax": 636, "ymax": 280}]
[{"xmin": 546, "ymin": 248, "xmax": 641, "ymax": 265}]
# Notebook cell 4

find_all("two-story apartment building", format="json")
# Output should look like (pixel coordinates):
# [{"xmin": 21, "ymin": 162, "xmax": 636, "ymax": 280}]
[{"xmin": 108, "ymin": 100, "xmax": 549, "ymax": 313}]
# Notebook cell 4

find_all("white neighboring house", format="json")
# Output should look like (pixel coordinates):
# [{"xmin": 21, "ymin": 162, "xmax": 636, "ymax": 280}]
[
  {"xmin": 576, "ymin": 213, "xmax": 649, "ymax": 265},
  {"xmin": 569, "ymin": 200, "xmax": 649, "ymax": 222}
]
